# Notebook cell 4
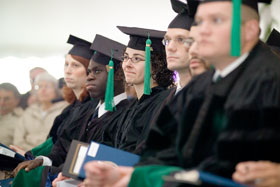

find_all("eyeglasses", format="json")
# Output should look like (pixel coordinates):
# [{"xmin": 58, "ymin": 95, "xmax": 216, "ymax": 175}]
[
  {"xmin": 34, "ymin": 84, "xmax": 54, "ymax": 90},
  {"xmin": 121, "ymin": 55, "xmax": 145, "ymax": 63},
  {"xmin": 162, "ymin": 37, "xmax": 194, "ymax": 48}
]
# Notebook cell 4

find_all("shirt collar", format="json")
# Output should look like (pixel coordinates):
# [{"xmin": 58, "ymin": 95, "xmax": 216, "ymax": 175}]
[
  {"xmin": 98, "ymin": 92, "xmax": 127, "ymax": 118},
  {"xmin": 175, "ymin": 74, "xmax": 182, "ymax": 95},
  {"xmin": 213, "ymin": 53, "xmax": 249, "ymax": 82},
  {"xmin": 175, "ymin": 83, "xmax": 182, "ymax": 95}
]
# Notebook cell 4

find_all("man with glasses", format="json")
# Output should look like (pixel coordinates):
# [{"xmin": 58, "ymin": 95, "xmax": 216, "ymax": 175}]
[{"xmin": 162, "ymin": 4, "xmax": 195, "ymax": 94}]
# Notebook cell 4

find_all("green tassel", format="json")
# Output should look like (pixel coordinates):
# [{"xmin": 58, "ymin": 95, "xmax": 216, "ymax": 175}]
[
  {"xmin": 230, "ymin": 0, "xmax": 241, "ymax": 56},
  {"xmin": 144, "ymin": 36, "xmax": 152, "ymax": 95},
  {"xmin": 105, "ymin": 54, "xmax": 115, "ymax": 111}
]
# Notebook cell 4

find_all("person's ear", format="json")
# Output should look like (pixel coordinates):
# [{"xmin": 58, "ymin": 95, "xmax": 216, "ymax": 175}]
[
  {"xmin": 106, "ymin": 65, "xmax": 110, "ymax": 73},
  {"xmin": 243, "ymin": 19, "xmax": 259, "ymax": 42}
]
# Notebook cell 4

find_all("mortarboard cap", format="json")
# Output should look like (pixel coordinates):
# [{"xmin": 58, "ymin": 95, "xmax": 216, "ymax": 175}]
[
  {"xmin": 266, "ymin": 28, "xmax": 280, "ymax": 55},
  {"xmin": 168, "ymin": 0, "xmax": 198, "ymax": 30},
  {"xmin": 90, "ymin": 34, "xmax": 126, "ymax": 112},
  {"xmin": 90, "ymin": 34, "xmax": 126, "ymax": 66},
  {"xmin": 266, "ymin": 28, "xmax": 280, "ymax": 48},
  {"xmin": 117, "ymin": 26, "xmax": 165, "ymax": 52},
  {"xmin": 67, "ymin": 35, "xmax": 93, "ymax": 60},
  {"xmin": 171, "ymin": 0, "xmax": 188, "ymax": 13},
  {"xmin": 198, "ymin": 0, "xmax": 271, "ymax": 13}
]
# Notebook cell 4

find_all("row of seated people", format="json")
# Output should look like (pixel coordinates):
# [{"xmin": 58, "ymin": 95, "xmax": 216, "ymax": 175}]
[
  {"xmin": 1, "ymin": 0, "xmax": 280, "ymax": 186},
  {"xmin": 0, "ymin": 74, "xmax": 67, "ymax": 150}
]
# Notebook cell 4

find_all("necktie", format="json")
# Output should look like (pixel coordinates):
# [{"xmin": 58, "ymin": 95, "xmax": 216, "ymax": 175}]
[{"xmin": 215, "ymin": 75, "xmax": 222, "ymax": 83}]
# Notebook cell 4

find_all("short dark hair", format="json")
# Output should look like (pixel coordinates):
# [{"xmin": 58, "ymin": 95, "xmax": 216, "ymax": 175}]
[{"xmin": 0, "ymin": 83, "xmax": 21, "ymax": 99}]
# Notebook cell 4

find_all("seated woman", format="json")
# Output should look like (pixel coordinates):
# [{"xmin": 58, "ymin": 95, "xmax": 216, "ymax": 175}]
[
  {"xmin": 13, "ymin": 72, "xmax": 68, "ymax": 151},
  {"xmin": 11, "ymin": 35, "xmax": 96, "ymax": 187},
  {"xmin": 113, "ymin": 26, "xmax": 174, "ymax": 154}
]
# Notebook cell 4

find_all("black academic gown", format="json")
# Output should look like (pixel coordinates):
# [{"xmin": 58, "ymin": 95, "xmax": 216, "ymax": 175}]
[
  {"xmin": 47, "ymin": 98, "xmax": 98, "ymax": 167},
  {"xmin": 48, "ymin": 97, "xmax": 97, "ymax": 143},
  {"xmin": 138, "ymin": 87, "xmax": 183, "ymax": 166},
  {"xmin": 79, "ymin": 99, "xmax": 130, "ymax": 146},
  {"xmin": 115, "ymin": 86, "xmax": 171, "ymax": 154},
  {"xmin": 141, "ymin": 41, "xmax": 280, "ymax": 183}
]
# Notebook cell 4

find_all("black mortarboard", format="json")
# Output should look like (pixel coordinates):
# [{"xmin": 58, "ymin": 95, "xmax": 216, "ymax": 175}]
[
  {"xmin": 171, "ymin": 0, "xmax": 188, "ymax": 13},
  {"xmin": 266, "ymin": 28, "xmax": 280, "ymax": 55},
  {"xmin": 168, "ymin": 0, "xmax": 198, "ymax": 30},
  {"xmin": 67, "ymin": 35, "xmax": 93, "ymax": 60},
  {"xmin": 198, "ymin": 0, "xmax": 271, "ymax": 13},
  {"xmin": 266, "ymin": 29, "xmax": 280, "ymax": 48},
  {"xmin": 117, "ymin": 26, "xmax": 165, "ymax": 52},
  {"xmin": 90, "ymin": 34, "xmax": 126, "ymax": 65}
]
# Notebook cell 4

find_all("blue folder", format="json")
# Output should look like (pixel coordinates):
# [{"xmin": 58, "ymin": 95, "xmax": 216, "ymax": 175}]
[
  {"xmin": 0, "ymin": 143, "xmax": 25, "ymax": 161},
  {"xmin": 79, "ymin": 141, "xmax": 140, "ymax": 179},
  {"xmin": 0, "ymin": 178, "xmax": 13, "ymax": 187}
]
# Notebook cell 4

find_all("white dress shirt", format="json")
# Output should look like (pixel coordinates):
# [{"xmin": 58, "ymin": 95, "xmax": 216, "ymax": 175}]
[{"xmin": 212, "ymin": 53, "xmax": 249, "ymax": 82}]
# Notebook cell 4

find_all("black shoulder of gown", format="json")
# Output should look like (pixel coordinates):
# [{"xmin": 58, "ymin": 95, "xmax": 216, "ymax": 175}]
[
  {"xmin": 115, "ymin": 86, "xmax": 172, "ymax": 154},
  {"xmin": 79, "ymin": 99, "xmax": 130, "ymax": 146},
  {"xmin": 176, "ymin": 41, "xmax": 280, "ymax": 178},
  {"xmin": 47, "ymin": 97, "xmax": 98, "ymax": 166}
]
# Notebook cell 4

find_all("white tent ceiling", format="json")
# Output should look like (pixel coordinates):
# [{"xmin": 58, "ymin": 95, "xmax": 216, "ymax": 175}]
[{"xmin": 0, "ymin": 0, "xmax": 177, "ymax": 58}]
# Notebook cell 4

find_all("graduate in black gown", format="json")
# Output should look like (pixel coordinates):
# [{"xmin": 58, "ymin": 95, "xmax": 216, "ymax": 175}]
[
  {"xmin": 113, "ymin": 26, "xmax": 175, "ymax": 154},
  {"xmin": 78, "ymin": 34, "xmax": 130, "ymax": 146},
  {"xmin": 12, "ymin": 35, "xmax": 97, "ymax": 186},
  {"xmin": 232, "ymin": 28, "xmax": 280, "ymax": 187}
]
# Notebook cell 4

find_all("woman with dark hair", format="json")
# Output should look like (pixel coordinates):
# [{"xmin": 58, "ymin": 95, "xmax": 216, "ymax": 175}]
[{"xmin": 114, "ymin": 26, "xmax": 174, "ymax": 154}]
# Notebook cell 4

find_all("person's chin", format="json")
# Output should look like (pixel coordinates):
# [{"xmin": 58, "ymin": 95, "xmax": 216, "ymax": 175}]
[
  {"xmin": 65, "ymin": 82, "xmax": 75, "ymax": 88},
  {"xmin": 167, "ymin": 63, "xmax": 179, "ymax": 71},
  {"xmin": 88, "ymin": 92, "xmax": 101, "ymax": 99},
  {"xmin": 125, "ymin": 78, "xmax": 134, "ymax": 84}
]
